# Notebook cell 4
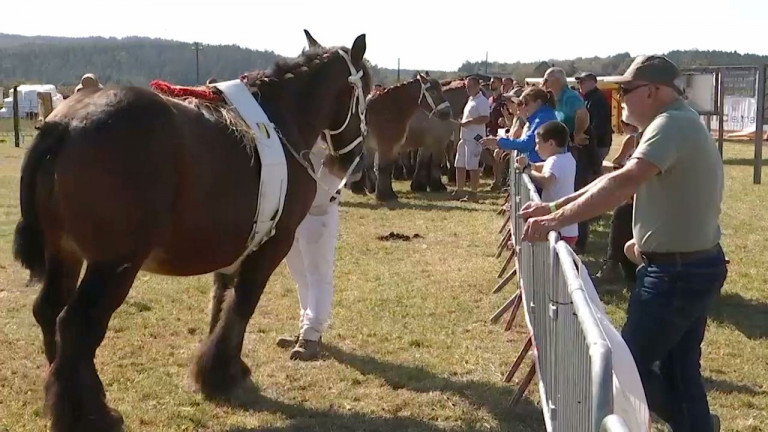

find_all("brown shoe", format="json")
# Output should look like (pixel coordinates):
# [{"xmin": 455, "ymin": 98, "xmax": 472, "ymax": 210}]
[
  {"xmin": 276, "ymin": 334, "xmax": 299, "ymax": 349},
  {"xmin": 289, "ymin": 338, "xmax": 322, "ymax": 361}
]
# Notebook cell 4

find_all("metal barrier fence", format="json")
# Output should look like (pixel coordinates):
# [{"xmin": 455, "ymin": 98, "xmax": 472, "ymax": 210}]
[{"xmin": 503, "ymin": 164, "xmax": 634, "ymax": 432}]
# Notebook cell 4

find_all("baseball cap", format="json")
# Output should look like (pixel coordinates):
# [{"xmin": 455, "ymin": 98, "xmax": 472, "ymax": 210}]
[
  {"xmin": 615, "ymin": 55, "xmax": 683, "ymax": 94},
  {"xmin": 575, "ymin": 72, "xmax": 597, "ymax": 82}
]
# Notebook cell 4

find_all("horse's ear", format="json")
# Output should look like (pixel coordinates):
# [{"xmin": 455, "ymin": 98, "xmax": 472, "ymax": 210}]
[
  {"xmin": 424, "ymin": 71, "xmax": 431, "ymax": 78},
  {"xmin": 304, "ymin": 29, "xmax": 322, "ymax": 49},
  {"xmin": 417, "ymin": 73, "xmax": 428, "ymax": 84},
  {"xmin": 351, "ymin": 34, "xmax": 366, "ymax": 64}
]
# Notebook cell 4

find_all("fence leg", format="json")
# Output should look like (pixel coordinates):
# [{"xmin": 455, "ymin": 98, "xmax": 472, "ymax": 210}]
[
  {"xmin": 509, "ymin": 363, "xmax": 537, "ymax": 408},
  {"xmin": 504, "ymin": 335, "xmax": 532, "ymax": 383},
  {"xmin": 498, "ymin": 213, "xmax": 510, "ymax": 234},
  {"xmin": 497, "ymin": 248, "xmax": 516, "ymax": 278},
  {"xmin": 504, "ymin": 292, "xmax": 523, "ymax": 331},
  {"xmin": 492, "ymin": 267, "xmax": 517, "ymax": 294},
  {"xmin": 496, "ymin": 230, "xmax": 511, "ymax": 259},
  {"xmin": 489, "ymin": 290, "xmax": 519, "ymax": 324}
]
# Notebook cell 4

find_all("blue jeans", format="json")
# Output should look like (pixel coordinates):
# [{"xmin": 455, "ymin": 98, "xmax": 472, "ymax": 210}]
[{"xmin": 621, "ymin": 245, "xmax": 727, "ymax": 432}]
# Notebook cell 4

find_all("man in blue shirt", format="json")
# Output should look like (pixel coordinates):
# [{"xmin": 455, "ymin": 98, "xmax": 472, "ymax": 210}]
[
  {"xmin": 544, "ymin": 67, "xmax": 595, "ymax": 254},
  {"xmin": 543, "ymin": 67, "xmax": 590, "ymax": 145}
]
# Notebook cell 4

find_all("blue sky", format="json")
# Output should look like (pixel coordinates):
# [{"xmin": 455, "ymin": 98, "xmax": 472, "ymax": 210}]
[{"xmin": 6, "ymin": 0, "xmax": 766, "ymax": 71}]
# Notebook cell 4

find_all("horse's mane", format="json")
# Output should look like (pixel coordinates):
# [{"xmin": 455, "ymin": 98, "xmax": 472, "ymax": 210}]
[
  {"xmin": 242, "ymin": 45, "xmax": 364, "ymax": 85},
  {"xmin": 374, "ymin": 77, "xmax": 418, "ymax": 97},
  {"xmin": 156, "ymin": 46, "xmax": 366, "ymax": 161},
  {"xmin": 442, "ymin": 80, "xmax": 466, "ymax": 90}
]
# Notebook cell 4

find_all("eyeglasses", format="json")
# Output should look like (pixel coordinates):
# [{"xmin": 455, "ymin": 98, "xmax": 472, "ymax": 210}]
[
  {"xmin": 619, "ymin": 84, "xmax": 651, "ymax": 97},
  {"xmin": 516, "ymin": 99, "xmax": 529, "ymax": 107}
]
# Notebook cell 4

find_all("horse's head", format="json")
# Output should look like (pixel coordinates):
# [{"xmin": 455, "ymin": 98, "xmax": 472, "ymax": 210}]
[
  {"xmin": 416, "ymin": 73, "xmax": 453, "ymax": 121},
  {"xmin": 302, "ymin": 31, "xmax": 370, "ymax": 182}
]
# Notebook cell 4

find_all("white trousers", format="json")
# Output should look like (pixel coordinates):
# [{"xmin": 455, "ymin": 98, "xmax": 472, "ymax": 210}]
[{"xmin": 284, "ymin": 203, "xmax": 339, "ymax": 341}]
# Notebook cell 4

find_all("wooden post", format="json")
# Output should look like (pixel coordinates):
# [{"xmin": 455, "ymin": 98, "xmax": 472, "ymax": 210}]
[
  {"xmin": 755, "ymin": 65, "xmax": 765, "ymax": 185},
  {"xmin": 489, "ymin": 290, "xmax": 519, "ymax": 324},
  {"xmin": 504, "ymin": 292, "xmax": 523, "ymax": 331},
  {"xmin": 509, "ymin": 363, "xmax": 537, "ymax": 408},
  {"xmin": 504, "ymin": 336, "xmax": 532, "ymax": 383},
  {"xmin": 12, "ymin": 85, "xmax": 20, "ymax": 148},
  {"xmin": 497, "ymin": 248, "xmax": 516, "ymax": 278},
  {"xmin": 496, "ymin": 229, "xmax": 511, "ymax": 258},
  {"xmin": 717, "ymin": 71, "xmax": 725, "ymax": 157}
]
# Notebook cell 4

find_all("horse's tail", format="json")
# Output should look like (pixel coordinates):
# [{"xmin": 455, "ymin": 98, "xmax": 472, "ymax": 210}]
[{"xmin": 13, "ymin": 122, "xmax": 68, "ymax": 282}]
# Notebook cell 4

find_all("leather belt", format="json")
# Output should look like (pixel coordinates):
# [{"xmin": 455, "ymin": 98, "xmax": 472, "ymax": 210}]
[{"xmin": 640, "ymin": 244, "xmax": 721, "ymax": 265}]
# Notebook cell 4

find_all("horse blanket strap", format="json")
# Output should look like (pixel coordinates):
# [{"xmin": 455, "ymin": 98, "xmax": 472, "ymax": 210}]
[{"xmin": 212, "ymin": 79, "xmax": 288, "ymax": 274}]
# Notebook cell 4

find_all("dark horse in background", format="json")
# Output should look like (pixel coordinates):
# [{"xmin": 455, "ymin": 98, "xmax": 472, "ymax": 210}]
[{"xmin": 13, "ymin": 34, "xmax": 370, "ymax": 432}]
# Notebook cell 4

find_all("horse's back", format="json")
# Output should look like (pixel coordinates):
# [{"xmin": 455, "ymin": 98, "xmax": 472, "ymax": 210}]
[{"xmin": 42, "ymin": 87, "xmax": 258, "ymax": 274}]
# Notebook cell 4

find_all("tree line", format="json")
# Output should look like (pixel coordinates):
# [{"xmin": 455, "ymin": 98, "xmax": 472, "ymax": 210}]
[{"xmin": 2, "ymin": 33, "xmax": 767, "ymax": 96}]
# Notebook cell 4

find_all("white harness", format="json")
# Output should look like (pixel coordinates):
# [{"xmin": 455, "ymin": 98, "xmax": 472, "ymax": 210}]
[
  {"xmin": 418, "ymin": 80, "xmax": 451, "ymax": 118},
  {"xmin": 214, "ymin": 49, "xmax": 367, "ymax": 274}
]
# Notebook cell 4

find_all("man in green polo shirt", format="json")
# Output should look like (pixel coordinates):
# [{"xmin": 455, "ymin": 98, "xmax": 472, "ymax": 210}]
[
  {"xmin": 543, "ymin": 67, "xmax": 597, "ymax": 254},
  {"xmin": 519, "ymin": 55, "xmax": 725, "ymax": 432}
]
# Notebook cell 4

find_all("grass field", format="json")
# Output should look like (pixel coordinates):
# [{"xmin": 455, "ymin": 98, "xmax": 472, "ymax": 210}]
[{"xmin": 0, "ymin": 124, "xmax": 766, "ymax": 431}]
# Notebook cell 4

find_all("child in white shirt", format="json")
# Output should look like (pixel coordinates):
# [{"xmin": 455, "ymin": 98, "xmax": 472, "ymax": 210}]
[{"xmin": 515, "ymin": 120, "xmax": 579, "ymax": 247}]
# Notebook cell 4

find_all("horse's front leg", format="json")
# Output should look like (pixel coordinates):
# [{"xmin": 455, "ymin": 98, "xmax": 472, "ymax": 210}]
[
  {"xmin": 192, "ymin": 235, "xmax": 290, "ymax": 399},
  {"xmin": 209, "ymin": 271, "xmax": 236, "ymax": 335}
]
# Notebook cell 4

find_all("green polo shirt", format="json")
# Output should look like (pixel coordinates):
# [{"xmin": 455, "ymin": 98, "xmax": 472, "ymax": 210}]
[
  {"xmin": 555, "ymin": 87, "xmax": 585, "ymax": 134},
  {"xmin": 631, "ymin": 99, "xmax": 724, "ymax": 253}
]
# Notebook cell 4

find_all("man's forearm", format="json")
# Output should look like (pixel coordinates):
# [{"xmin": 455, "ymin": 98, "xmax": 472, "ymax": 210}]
[
  {"xmin": 554, "ymin": 171, "xmax": 636, "ymax": 228},
  {"xmin": 575, "ymin": 110, "xmax": 589, "ymax": 136},
  {"xmin": 550, "ymin": 170, "xmax": 611, "ymax": 209},
  {"xmin": 465, "ymin": 116, "xmax": 489, "ymax": 126}
]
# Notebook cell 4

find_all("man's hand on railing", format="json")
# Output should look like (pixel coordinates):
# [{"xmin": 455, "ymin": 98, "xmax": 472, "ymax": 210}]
[
  {"xmin": 519, "ymin": 201, "xmax": 552, "ymax": 219},
  {"xmin": 522, "ymin": 214, "xmax": 560, "ymax": 243},
  {"xmin": 514, "ymin": 155, "xmax": 529, "ymax": 171}
]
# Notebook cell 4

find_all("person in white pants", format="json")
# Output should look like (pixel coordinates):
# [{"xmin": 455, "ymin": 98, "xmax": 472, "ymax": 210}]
[{"xmin": 277, "ymin": 141, "xmax": 342, "ymax": 361}]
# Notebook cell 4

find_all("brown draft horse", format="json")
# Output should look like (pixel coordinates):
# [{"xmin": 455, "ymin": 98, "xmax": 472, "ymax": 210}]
[
  {"xmin": 352, "ymin": 76, "xmax": 453, "ymax": 202},
  {"xmin": 13, "ymin": 35, "xmax": 370, "ymax": 432},
  {"xmin": 304, "ymin": 32, "xmax": 452, "ymax": 202}
]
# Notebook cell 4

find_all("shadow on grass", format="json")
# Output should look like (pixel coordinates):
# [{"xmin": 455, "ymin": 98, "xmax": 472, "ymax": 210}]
[
  {"xmin": 709, "ymin": 291, "xmax": 768, "ymax": 340},
  {"xmin": 323, "ymin": 344, "xmax": 543, "ymax": 431},
  {"xmin": 722, "ymin": 157, "xmax": 768, "ymax": 167},
  {"xmin": 221, "ymin": 383, "xmax": 445, "ymax": 432},
  {"xmin": 220, "ymin": 344, "xmax": 544, "ymax": 432},
  {"xmin": 341, "ymin": 198, "xmax": 488, "ymax": 213},
  {"xmin": 704, "ymin": 375, "xmax": 768, "ymax": 396}
]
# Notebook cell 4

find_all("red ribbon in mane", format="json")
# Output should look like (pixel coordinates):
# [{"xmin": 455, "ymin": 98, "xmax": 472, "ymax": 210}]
[{"xmin": 149, "ymin": 80, "xmax": 222, "ymax": 102}]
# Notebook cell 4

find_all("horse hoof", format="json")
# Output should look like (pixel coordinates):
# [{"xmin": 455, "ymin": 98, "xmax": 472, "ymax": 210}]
[
  {"xmin": 410, "ymin": 181, "xmax": 428, "ymax": 192},
  {"xmin": 375, "ymin": 192, "xmax": 399, "ymax": 203},
  {"xmin": 349, "ymin": 183, "xmax": 367, "ymax": 196},
  {"xmin": 51, "ymin": 406, "xmax": 124, "ymax": 432},
  {"xmin": 192, "ymin": 350, "xmax": 252, "ymax": 400},
  {"xmin": 428, "ymin": 182, "xmax": 448, "ymax": 192}
]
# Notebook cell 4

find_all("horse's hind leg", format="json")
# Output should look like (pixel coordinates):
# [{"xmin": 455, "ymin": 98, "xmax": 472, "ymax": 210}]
[
  {"xmin": 33, "ymin": 250, "xmax": 83, "ymax": 364},
  {"xmin": 193, "ymin": 240, "xmax": 288, "ymax": 399},
  {"xmin": 46, "ymin": 260, "xmax": 141, "ymax": 432},
  {"xmin": 428, "ymin": 147, "xmax": 448, "ymax": 192}
]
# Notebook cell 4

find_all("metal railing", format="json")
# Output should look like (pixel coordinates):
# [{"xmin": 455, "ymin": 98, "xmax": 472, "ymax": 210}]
[{"xmin": 508, "ymin": 163, "xmax": 634, "ymax": 432}]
